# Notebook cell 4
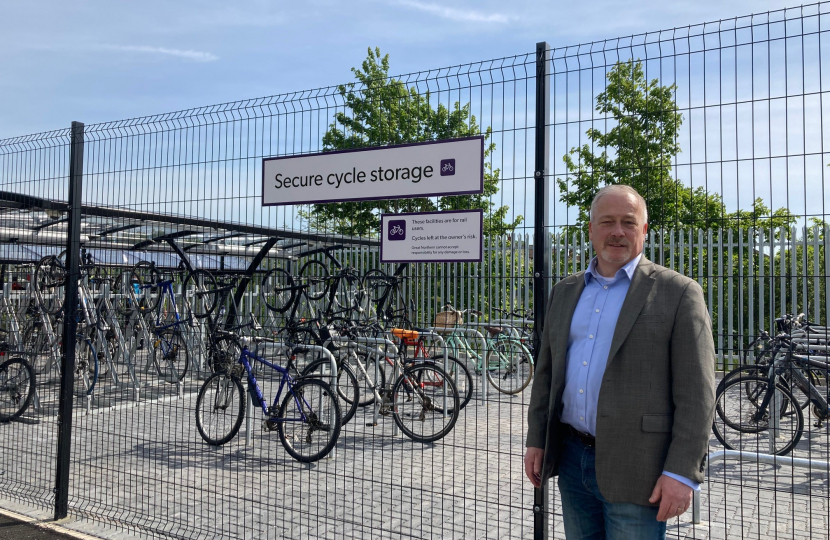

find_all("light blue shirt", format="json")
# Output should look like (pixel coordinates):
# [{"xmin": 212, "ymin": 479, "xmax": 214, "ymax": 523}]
[{"xmin": 560, "ymin": 254, "xmax": 699, "ymax": 491}]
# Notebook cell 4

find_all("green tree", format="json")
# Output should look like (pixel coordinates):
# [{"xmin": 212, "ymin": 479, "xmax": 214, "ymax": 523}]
[
  {"xmin": 302, "ymin": 48, "xmax": 522, "ymax": 237},
  {"xmin": 559, "ymin": 60, "xmax": 794, "ymax": 231}
]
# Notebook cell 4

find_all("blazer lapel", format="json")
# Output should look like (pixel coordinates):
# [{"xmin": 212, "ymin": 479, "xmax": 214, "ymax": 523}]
[
  {"xmin": 552, "ymin": 273, "xmax": 585, "ymax": 369},
  {"xmin": 605, "ymin": 257, "xmax": 657, "ymax": 365}
]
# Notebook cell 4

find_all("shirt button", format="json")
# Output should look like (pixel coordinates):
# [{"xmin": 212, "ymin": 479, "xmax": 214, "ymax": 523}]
[
  {"xmin": 595, "ymin": 309, "xmax": 600, "ymax": 313},
  {"xmin": 580, "ymin": 416, "xmax": 584, "ymax": 421},
  {"xmin": 589, "ymin": 334, "xmax": 594, "ymax": 339},
  {"xmin": 603, "ymin": 285, "xmax": 608, "ymax": 290},
  {"xmin": 583, "ymin": 361, "xmax": 588, "ymax": 366},
  {"xmin": 579, "ymin": 389, "xmax": 584, "ymax": 394}
]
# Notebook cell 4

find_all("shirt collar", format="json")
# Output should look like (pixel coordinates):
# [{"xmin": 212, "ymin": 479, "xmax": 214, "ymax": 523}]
[{"xmin": 585, "ymin": 253, "xmax": 642, "ymax": 285}]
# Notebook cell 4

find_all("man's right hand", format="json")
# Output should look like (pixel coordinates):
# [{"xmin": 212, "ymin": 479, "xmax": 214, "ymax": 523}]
[{"xmin": 524, "ymin": 447, "xmax": 544, "ymax": 488}]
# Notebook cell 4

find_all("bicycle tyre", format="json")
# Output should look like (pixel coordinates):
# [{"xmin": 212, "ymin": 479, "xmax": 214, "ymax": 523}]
[
  {"xmin": 301, "ymin": 358, "xmax": 359, "ymax": 425},
  {"xmin": 74, "ymin": 338, "xmax": 98, "ymax": 398},
  {"xmin": 329, "ymin": 270, "xmax": 363, "ymax": 319},
  {"xmin": 34, "ymin": 255, "xmax": 66, "ymax": 315},
  {"xmin": 182, "ymin": 269, "xmax": 219, "ymax": 319},
  {"xmin": 408, "ymin": 354, "xmax": 473, "ymax": 412},
  {"xmin": 299, "ymin": 259, "xmax": 329, "ymax": 301},
  {"xmin": 195, "ymin": 372, "xmax": 245, "ymax": 446},
  {"xmin": 276, "ymin": 378, "xmax": 342, "ymax": 463},
  {"xmin": 712, "ymin": 375, "xmax": 803, "ymax": 456},
  {"xmin": 391, "ymin": 363, "xmax": 460, "ymax": 443},
  {"xmin": 0, "ymin": 357, "xmax": 36, "ymax": 421},
  {"xmin": 130, "ymin": 262, "xmax": 161, "ymax": 314},
  {"xmin": 260, "ymin": 268, "xmax": 295, "ymax": 313},
  {"xmin": 720, "ymin": 361, "xmax": 813, "ymax": 412},
  {"xmin": 487, "ymin": 338, "xmax": 534, "ymax": 395},
  {"xmin": 152, "ymin": 330, "xmax": 190, "ymax": 383},
  {"xmin": 22, "ymin": 324, "xmax": 52, "ymax": 375},
  {"xmin": 362, "ymin": 269, "xmax": 390, "ymax": 303}
]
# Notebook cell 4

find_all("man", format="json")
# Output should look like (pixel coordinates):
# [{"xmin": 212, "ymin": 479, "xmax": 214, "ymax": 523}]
[{"xmin": 524, "ymin": 185, "xmax": 715, "ymax": 539}]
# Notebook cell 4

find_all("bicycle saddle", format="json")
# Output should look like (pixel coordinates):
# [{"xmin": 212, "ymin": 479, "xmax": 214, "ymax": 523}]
[{"xmin": 484, "ymin": 326, "xmax": 503, "ymax": 336}]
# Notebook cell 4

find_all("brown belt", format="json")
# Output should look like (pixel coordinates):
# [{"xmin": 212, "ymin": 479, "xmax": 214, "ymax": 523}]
[{"xmin": 566, "ymin": 425, "xmax": 596, "ymax": 447}]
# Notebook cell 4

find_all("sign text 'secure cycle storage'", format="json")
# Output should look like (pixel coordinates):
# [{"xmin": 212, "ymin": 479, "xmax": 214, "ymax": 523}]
[{"xmin": 261, "ymin": 137, "xmax": 484, "ymax": 206}]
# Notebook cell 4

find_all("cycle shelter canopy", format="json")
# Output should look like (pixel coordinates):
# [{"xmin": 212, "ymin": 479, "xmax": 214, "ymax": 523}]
[{"xmin": 0, "ymin": 190, "xmax": 379, "ymax": 269}]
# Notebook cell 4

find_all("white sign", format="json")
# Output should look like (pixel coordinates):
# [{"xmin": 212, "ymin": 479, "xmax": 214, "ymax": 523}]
[
  {"xmin": 380, "ymin": 210, "xmax": 483, "ymax": 263},
  {"xmin": 262, "ymin": 137, "xmax": 483, "ymax": 206}
]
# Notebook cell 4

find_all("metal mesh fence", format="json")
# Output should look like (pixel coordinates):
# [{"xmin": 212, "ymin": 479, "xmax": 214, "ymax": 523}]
[{"xmin": 0, "ymin": 2, "xmax": 829, "ymax": 539}]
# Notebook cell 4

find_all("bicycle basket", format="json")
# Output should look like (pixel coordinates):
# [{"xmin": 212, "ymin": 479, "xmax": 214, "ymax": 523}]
[{"xmin": 433, "ymin": 310, "xmax": 462, "ymax": 329}]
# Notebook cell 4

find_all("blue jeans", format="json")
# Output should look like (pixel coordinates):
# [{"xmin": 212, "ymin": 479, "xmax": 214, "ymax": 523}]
[{"xmin": 557, "ymin": 435, "xmax": 666, "ymax": 540}]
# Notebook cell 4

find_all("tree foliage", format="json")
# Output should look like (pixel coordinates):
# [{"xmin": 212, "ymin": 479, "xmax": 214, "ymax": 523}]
[
  {"xmin": 302, "ymin": 48, "xmax": 522, "ymax": 237},
  {"xmin": 559, "ymin": 60, "xmax": 795, "ymax": 231}
]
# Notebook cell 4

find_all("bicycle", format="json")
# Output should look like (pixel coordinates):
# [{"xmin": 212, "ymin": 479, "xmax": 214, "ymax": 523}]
[
  {"xmin": 195, "ymin": 330, "xmax": 342, "ymax": 463},
  {"xmin": 128, "ymin": 267, "xmax": 192, "ymax": 383},
  {"xmin": 438, "ymin": 304, "xmax": 534, "ymax": 395},
  {"xmin": 362, "ymin": 264, "xmax": 413, "ymax": 326},
  {"xmin": 328, "ymin": 321, "xmax": 460, "ymax": 443},
  {"xmin": 712, "ymin": 340, "xmax": 830, "ymax": 456},
  {"xmin": 389, "ymin": 326, "xmax": 473, "ymax": 412},
  {"xmin": 298, "ymin": 250, "xmax": 365, "ymax": 321}
]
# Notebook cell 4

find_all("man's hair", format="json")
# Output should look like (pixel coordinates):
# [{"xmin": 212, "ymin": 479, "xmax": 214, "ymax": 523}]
[{"xmin": 589, "ymin": 185, "xmax": 648, "ymax": 224}]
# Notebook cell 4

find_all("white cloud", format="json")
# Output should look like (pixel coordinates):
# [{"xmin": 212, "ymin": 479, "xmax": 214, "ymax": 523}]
[
  {"xmin": 396, "ymin": 1, "xmax": 512, "ymax": 23},
  {"xmin": 103, "ymin": 45, "xmax": 218, "ymax": 62}
]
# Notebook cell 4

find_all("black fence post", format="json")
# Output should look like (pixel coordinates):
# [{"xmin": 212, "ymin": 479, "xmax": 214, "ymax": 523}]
[
  {"xmin": 533, "ymin": 41, "xmax": 550, "ymax": 540},
  {"xmin": 54, "ymin": 121, "xmax": 84, "ymax": 520}
]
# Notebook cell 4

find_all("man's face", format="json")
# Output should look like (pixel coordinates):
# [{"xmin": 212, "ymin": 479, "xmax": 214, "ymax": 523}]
[{"xmin": 588, "ymin": 192, "xmax": 648, "ymax": 269}]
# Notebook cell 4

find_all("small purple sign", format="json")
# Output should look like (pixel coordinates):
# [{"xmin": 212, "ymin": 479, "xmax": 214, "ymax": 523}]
[
  {"xmin": 387, "ymin": 219, "xmax": 406, "ymax": 241},
  {"xmin": 440, "ymin": 159, "xmax": 455, "ymax": 176}
]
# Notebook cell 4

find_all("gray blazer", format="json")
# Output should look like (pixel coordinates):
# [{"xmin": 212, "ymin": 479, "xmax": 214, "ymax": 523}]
[{"xmin": 526, "ymin": 257, "xmax": 716, "ymax": 506}]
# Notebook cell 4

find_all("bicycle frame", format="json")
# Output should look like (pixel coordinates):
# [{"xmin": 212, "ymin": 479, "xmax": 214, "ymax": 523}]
[{"xmin": 236, "ymin": 346, "xmax": 313, "ymax": 424}]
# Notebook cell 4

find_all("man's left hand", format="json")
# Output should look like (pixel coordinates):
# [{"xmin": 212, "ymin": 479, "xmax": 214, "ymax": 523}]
[{"xmin": 648, "ymin": 474, "xmax": 693, "ymax": 522}]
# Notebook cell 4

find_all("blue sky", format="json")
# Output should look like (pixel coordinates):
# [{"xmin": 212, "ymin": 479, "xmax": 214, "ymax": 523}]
[{"xmin": 0, "ymin": 0, "xmax": 796, "ymax": 140}]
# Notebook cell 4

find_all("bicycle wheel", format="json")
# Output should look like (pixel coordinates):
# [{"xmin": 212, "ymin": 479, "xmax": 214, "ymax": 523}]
[
  {"xmin": 195, "ymin": 372, "xmax": 245, "ymax": 446},
  {"xmin": 301, "ymin": 358, "xmax": 359, "ymax": 425},
  {"xmin": 392, "ymin": 363, "xmax": 460, "ymax": 443},
  {"xmin": 425, "ymin": 353, "xmax": 473, "ymax": 412},
  {"xmin": 276, "ymin": 378, "xmax": 342, "ymax": 462},
  {"xmin": 260, "ymin": 268, "xmax": 295, "ymax": 313},
  {"xmin": 34, "ymin": 255, "xmax": 66, "ymax": 315},
  {"xmin": 487, "ymin": 338, "xmax": 534, "ymax": 395},
  {"xmin": 23, "ymin": 324, "xmax": 52, "ymax": 375},
  {"xmin": 299, "ymin": 259, "xmax": 329, "ymax": 301},
  {"xmin": 330, "ymin": 271, "xmax": 363, "ymax": 318},
  {"xmin": 362, "ymin": 269, "xmax": 390, "ymax": 302},
  {"xmin": 152, "ymin": 330, "xmax": 190, "ymax": 383},
  {"xmin": 346, "ymin": 351, "xmax": 387, "ymax": 407},
  {"xmin": 712, "ymin": 375, "xmax": 803, "ymax": 456},
  {"xmin": 182, "ymin": 269, "xmax": 218, "ymax": 319},
  {"xmin": 0, "ymin": 357, "xmax": 36, "ymax": 421},
  {"xmin": 74, "ymin": 338, "xmax": 98, "ymax": 398},
  {"xmin": 113, "ymin": 273, "xmax": 138, "ymax": 316},
  {"xmin": 130, "ymin": 262, "xmax": 161, "ymax": 314}
]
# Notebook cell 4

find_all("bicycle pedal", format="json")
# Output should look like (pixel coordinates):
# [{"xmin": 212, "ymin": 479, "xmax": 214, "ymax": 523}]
[{"xmin": 365, "ymin": 422, "xmax": 377, "ymax": 427}]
